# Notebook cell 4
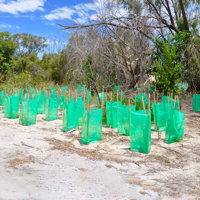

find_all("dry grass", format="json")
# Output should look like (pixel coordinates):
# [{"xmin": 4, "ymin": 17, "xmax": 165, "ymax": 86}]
[
  {"xmin": 9, "ymin": 155, "xmax": 35, "ymax": 169},
  {"xmin": 44, "ymin": 137, "xmax": 141, "ymax": 166},
  {"xmin": 77, "ymin": 168, "xmax": 88, "ymax": 172}
]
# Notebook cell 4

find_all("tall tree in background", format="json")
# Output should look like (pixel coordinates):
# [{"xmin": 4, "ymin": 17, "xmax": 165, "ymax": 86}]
[
  {"xmin": 12, "ymin": 33, "xmax": 47, "ymax": 57},
  {"xmin": 0, "ymin": 31, "xmax": 17, "ymax": 74}
]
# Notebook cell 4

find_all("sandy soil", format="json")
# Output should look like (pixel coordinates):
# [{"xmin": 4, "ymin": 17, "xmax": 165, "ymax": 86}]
[{"xmin": 0, "ymin": 98, "xmax": 199, "ymax": 200}]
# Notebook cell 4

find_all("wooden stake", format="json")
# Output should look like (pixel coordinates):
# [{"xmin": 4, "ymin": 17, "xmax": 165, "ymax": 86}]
[
  {"xmin": 87, "ymin": 93, "xmax": 90, "ymax": 112},
  {"xmin": 167, "ymin": 96, "xmax": 169, "ymax": 107},
  {"xmin": 176, "ymin": 95, "xmax": 180, "ymax": 111},
  {"xmin": 157, "ymin": 92, "xmax": 159, "ymax": 103},
  {"xmin": 121, "ymin": 90, "xmax": 123, "ymax": 101},
  {"xmin": 134, "ymin": 94, "xmax": 136, "ymax": 106},
  {"xmin": 66, "ymin": 91, "xmax": 68, "ymax": 103},
  {"xmin": 86, "ymin": 93, "xmax": 90, "ymax": 144},
  {"xmin": 148, "ymin": 93, "xmax": 151, "ymax": 115},
  {"xmin": 101, "ymin": 92, "xmax": 103, "ymax": 109},
  {"xmin": 117, "ymin": 91, "xmax": 118, "ymax": 106},
  {"xmin": 153, "ymin": 92, "xmax": 155, "ymax": 103},
  {"xmin": 27, "ymin": 93, "xmax": 30, "ymax": 122},
  {"xmin": 111, "ymin": 91, "xmax": 112, "ymax": 102},
  {"xmin": 102, "ymin": 87, "xmax": 104, "ymax": 108},
  {"xmin": 141, "ymin": 96, "xmax": 146, "ymax": 114},
  {"xmin": 75, "ymin": 89, "xmax": 77, "ymax": 101},
  {"xmin": 128, "ymin": 99, "xmax": 130, "ymax": 111},
  {"xmin": 83, "ymin": 88, "xmax": 85, "ymax": 107},
  {"xmin": 173, "ymin": 96, "xmax": 177, "ymax": 109}
]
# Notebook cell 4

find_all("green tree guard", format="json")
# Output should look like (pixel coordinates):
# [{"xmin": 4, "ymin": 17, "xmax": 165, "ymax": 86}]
[
  {"xmin": 19, "ymin": 89, "xmax": 24, "ymax": 104},
  {"xmin": 97, "ymin": 92, "xmax": 105, "ymax": 106},
  {"xmin": 45, "ymin": 96, "xmax": 59, "ymax": 121},
  {"xmin": 19, "ymin": 98, "xmax": 38, "ymax": 126},
  {"xmin": 4, "ymin": 95, "xmax": 19, "ymax": 119},
  {"xmin": 193, "ymin": 94, "xmax": 200, "ymax": 112},
  {"xmin": 118, "ymin": 105, "xmax": 136, "ymax": 135},
  {"xmin": 0, "ymin": 91, "xmax": 4, "ymax": 106},
  {"xmin": 81, "ymin": 108, "xmax": 103, "ymax": 144},
  {"xmin": 114, "ymin": 85, "xmax": 120, "ymax": 91},
  {"xmin": 130, "ymin": 110, "xmax": 151, "ymax": 154},
  {"xmin": 37, "ymin": 90, "xmax": 45, "ymax": 114},
  {"xmin": 76, "ymin": 97, "xmax": 84, "ymax": 125},
  {"xmin": 59, "ymin": 95, "xmax": 65, "ymax": 110},
  {"xmin": 152, "ymin": 103, "xmax": 173, "ymax": 132},
  {"xmin": 165, "ymin": 109, "xmax": 185, "ymax": 144},
  {"xmin": 136, "ymin": 93, "xmax": 148, "ymax": 107},
  {"xmin": 2, "ymin": 93, "xmax": 6, "ymax": 113},
  {"xmin": 162, "ymin": 96, "xmax": 180, "ymax": 110},
  {"xmin": 63, "ymin": 100, "xmax": 79, "ymax": 132},
  {"xmin": 106, "ymin": 101, "xmax": 122, "ymax": 128}
]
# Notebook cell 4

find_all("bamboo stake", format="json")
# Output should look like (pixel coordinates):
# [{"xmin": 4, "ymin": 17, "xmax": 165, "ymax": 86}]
[
  {"xmin": 153, "ymin": 92, "xmax": 155, "ymax": 103},
  {"xmin": 111, "ymin": 91, "xmax": 112, "ymax": 102},
  {"xmin": 134, "ymin": 94, "xmax": 136, "ymax": 106},
  {"xmin": 128, "ymin": 98, "xmax": 131, "ymax": 135},
  {"xmin": 101, "ymin": 93, "xmax": 103, "ymax": 109},
  {"xmin": 157, "ymin": 92, "xmax": 159, "ymax": 103},
  {"xmin": 27, "ymin": 93, "xmax": 30, "ymax": 123},
  {"xmin": 83, "ymin": 88, "xmax": 85, "ymax": 107},
  {"xmin": 117, "ymin": 90, "xmax": 119, "ymax": 130},
  {"xmin": 121, "ymin": 90, "xmax": 122, "ymax": 101},
  {"xmin": 117, "ymin": 91, "xmax": 118, "ymax": 106},
  {"xmin": 148, "ymin": 93, "xmax": 150, "ymax": 115},
  {"xmin": 86, "ymin": 93, "xmax": 90, "ymax": 143},
  {"xmin": 87, "ymin": 93, "xmax": 90, "ymax": 112},
  {"xmin": 167, "ymin": 96, "xmax": 169, "ymax": 107},
  {"xmin": 141, "ymin": 96, "xmax": 146, "ymax": 114},
  {"xmin": 102, "ymin": 87, "xmax": 104, "ymax": 108},
  {"xmin": 173, "ymin": 96, "xmax": 177, "ymax": 109},
  {"xmin": 75, "ymin": 88, "xmax": 77, "ymax": 101},
  {"xmin": 176, "ymin": 95, "xmax": 180, "ymax": 111}
]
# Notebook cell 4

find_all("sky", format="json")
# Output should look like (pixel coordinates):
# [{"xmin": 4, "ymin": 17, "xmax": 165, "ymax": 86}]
[{"xmin": 0, "ymin": 0, "xmax": 103, "ymax": 50}]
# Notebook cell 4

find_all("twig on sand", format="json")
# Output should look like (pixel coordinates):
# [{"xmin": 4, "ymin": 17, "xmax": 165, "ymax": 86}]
[{"xmin": 21, "ymin": 141, "xmax": 34, "ymax": 148}]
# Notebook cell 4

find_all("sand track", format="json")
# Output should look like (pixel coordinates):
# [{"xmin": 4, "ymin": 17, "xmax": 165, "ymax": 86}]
[{"xmin": 0, "ymin": 99, "xmax": 199, "ymax": 200}]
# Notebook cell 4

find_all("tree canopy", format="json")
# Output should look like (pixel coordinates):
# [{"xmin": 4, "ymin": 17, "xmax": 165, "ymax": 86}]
[{"xmin": 0, "ymin": 0, "xmax": 200, "ymax": 92}]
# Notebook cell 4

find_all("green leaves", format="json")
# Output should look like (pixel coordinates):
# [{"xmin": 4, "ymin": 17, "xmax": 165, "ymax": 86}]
[
  {"xmin": 0, "ymin": 31, "xmax": 17, "ymax": 73},
  {"xmin": 150, "ymin": 37, "xmax": 183, "ymax": 94},
  {"xmin": 12, "ymin": 33, "xmax": 47, "ymax": 56}
]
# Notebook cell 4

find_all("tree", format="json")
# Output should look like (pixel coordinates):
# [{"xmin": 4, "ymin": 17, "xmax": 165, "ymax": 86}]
[
  {"xmin": 66, "ymin": 29, "xmax": 120, "ymax": 91},
  {"xmin": 0, "ymin": 31, "xmax": 17, "ymax": 73},
  {"xmin": 149, "ymin": 38, "xmax": 182, "ymax": 94},
  {"xmin": 12, "ymin": 33, "xmax": 47, "ymax": 57},
  {"xmin": 122, "ymin": 0, "xmax": 200, "ymax": 34}
]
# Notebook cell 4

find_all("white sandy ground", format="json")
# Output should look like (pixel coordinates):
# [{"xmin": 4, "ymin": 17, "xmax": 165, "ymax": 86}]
[{"xmin": 0, "ymin": 98, "xmax": 199, "ymax": 200}]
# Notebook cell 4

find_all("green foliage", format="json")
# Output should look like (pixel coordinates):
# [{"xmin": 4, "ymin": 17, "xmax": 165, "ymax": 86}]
[
  {"xmin": 12, "ymin": 33, "xmax": 47, "ymax": 56},
  {"xmin": 148, "ymin": 36, "xmax": 184, "ymax": 94},
  {"xmin": 0, "ymin": 31, "xmax": 17, "ymax": 73},
  {"xmin": 149, "ymin": 32, "xmax": 200, "ymax": 92}
]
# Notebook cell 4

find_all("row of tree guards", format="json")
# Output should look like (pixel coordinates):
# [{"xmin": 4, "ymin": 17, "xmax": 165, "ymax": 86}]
[{"xmin": 0, "ymin": 85, "xmax": 196, "ymax": 154}]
